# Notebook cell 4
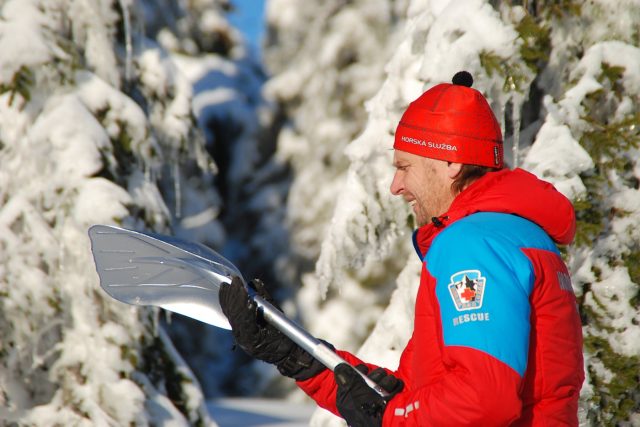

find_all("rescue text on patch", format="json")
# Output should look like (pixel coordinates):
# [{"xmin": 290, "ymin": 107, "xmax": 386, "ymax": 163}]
[{"xmin": 453, "ymin": 312, "xmax": 490, "ymax": 326}]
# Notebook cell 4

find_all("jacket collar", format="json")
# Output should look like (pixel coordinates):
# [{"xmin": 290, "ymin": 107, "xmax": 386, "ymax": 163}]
[{"xmin": 412, "ymin": 168, "xmax": 576, "ymax": 259}]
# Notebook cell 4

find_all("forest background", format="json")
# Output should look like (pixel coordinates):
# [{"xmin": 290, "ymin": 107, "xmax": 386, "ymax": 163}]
[{"xmin": 0, "ymin": 0, "xmax": 638, "ymax": 426}]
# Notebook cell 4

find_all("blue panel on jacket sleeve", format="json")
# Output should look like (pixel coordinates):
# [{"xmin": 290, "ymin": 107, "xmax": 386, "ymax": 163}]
[{"xmin": 425, "ymin": 213, "xmax": 551, "ymax": 377}]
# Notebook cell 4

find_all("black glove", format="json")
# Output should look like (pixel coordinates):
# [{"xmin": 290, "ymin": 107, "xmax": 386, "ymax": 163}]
[
  {"xmin": 335, "ymin": 363, "xmax": 404, "ymax": 427},
  {"xmin": 219, "ymin": 276, "xmax": 327, "ymax": 381}
]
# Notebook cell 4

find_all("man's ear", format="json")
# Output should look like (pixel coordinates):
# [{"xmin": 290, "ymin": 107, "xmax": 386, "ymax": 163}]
[{"xmin": 447, "ymin": 162, "xmax": 463, "ymax": 179}]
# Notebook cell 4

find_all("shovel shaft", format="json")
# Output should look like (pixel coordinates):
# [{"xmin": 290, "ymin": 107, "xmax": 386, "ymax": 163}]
[{"xmin": 252, "ymin": 294, "xmax": 389, "ymax": 398}]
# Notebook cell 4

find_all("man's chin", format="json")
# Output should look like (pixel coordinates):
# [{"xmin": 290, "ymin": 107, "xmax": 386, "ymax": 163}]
[
  {"xmin": 415, "ymin": 215, "xmax": 429, "ymax": 228},
  {"xmin": 411, "ymin": 208, "xmax": 429, "ymax": 228}
]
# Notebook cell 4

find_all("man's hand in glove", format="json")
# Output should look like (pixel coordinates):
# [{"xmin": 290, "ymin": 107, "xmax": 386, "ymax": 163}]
[
  {"xmin": 219, "ymin": 276, "xmax": 327, "ymax": 381},
  {"xmin": 335, "ymin": 363, "xmax": 404, "ymax": 427}
]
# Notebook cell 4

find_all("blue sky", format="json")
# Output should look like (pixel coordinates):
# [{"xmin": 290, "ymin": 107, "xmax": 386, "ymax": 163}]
[{"xmin": 227, "ymin": 0, "xmax": 266, "ymax": 51}]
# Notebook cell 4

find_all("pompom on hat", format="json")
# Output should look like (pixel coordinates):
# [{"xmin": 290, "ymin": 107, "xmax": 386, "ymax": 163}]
[{"xmin": 394, "ymin": 71, "xmax": 504, "ymax": 168}]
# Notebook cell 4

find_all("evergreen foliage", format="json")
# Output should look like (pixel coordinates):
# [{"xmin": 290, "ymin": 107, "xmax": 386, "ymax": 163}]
[
  {"xmin": 574, "ymin": 59, "xmax": 640, "ymax": 422},
  {"xmin": 0, "ymin": 66, "xmax": 33, "ymax": 107},
  {"xmin": 0, "ymin": 0, "xmax": 234, "ymax": 424}
]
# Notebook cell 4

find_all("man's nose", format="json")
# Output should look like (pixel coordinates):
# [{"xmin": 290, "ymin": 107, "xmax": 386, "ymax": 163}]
[{"xmin": 390, "ymin": 172, "xmax": 403, "ymax": 195}]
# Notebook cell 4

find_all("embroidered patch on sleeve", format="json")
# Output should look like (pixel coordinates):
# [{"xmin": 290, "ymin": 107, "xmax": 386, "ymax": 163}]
[{"xmin": 448, "ymin": 270, "xmax": 486, "ymax": 311}]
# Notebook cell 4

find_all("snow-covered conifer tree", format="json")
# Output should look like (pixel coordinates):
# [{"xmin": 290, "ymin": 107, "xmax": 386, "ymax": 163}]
[
  {"xmin": 140, "ymin": 0, "xmax": 288, "ymax": 398},
  {"xmin": 263, "ymin": 0, "xmax": 411, "ymax": 353},
  {"xmin": 0, "ymin": 0, "xmax": 243, "ymax": 423}
]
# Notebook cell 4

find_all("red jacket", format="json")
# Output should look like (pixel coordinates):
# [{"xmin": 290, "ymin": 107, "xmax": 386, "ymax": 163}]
[{"xmin": 297, "ymin": 168, "xmax": 584, "ymax": 426}]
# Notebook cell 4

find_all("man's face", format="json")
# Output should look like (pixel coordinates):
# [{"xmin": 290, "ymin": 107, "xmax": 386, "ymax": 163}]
[{"xmin": 390, "ymin": 150, "xmax": 458, "ymax": 227}]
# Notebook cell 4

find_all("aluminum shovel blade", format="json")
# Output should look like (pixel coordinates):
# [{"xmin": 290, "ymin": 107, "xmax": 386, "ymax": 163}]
[{"xmin": 88, "ymin": 224, "xmax": 240, "ymax": 329}]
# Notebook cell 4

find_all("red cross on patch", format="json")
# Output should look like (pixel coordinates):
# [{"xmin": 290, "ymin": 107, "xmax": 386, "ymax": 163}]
[{"xmin": 460, "ymin": 287, "xmax": 476, "ymax": 302}]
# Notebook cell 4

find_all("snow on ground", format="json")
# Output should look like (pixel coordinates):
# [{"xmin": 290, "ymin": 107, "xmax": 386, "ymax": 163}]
[{"xmin": 208, "ymin": 398, "xmax": 316, "ymax": 427}]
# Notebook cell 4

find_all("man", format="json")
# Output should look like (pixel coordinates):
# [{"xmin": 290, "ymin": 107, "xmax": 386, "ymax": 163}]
[{"xmin": 220, "ymin": 71, "xmax": 584, "ymax": 426}]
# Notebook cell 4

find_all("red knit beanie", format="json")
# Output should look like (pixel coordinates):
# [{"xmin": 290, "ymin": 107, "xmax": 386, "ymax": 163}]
[{"xmin": 394, "ymin": 71, "xmax": 503, "ymax": 168}]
